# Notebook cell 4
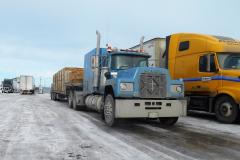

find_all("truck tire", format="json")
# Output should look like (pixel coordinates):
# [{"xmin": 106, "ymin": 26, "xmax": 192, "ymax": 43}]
[
  {"xmin": 51, "ymin": 93, "xmax": 53, "ymax": 100},
  {"xmin": 68, "ymin": 92, "xmax": 73, "ymax": 108},
  {"xmin": 55, "ymin": 93, "xmax": 60, "ymax": 101},
  {"xmin": 72, "ymin": 93, "xmax": 78, "ymax": 110},
  {"xmin": 72, "ymin": 92, "xmax": 86, "ymax": 111},
  {"xmin": 214, "ymin": 96, "xmax": 238, "ymax": 123},
  {"xmin": 53, "ymin": 93, "xmax": 57, "ymax": 101},
  {"xmin": 104, "ymin": 94, "xmax": 116, "ymax": 127},
  {"xmin": 159, "ymin": 117, "xmax": 178, "ymax": 126}
]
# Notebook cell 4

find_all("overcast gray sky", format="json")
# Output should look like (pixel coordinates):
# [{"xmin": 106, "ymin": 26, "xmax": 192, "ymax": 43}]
[{"xmin": 0, "ymin": 0, "xmax": 240, "ymax": 86}]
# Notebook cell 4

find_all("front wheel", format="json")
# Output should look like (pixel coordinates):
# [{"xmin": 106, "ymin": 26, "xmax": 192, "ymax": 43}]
[
  {"xmin": 104, "ymin": 94, "xmax": 116, "ymax": 127},
  {"xmin": 214, "ymin": 96, "xmax": 239, "ymax": 123},
  {"xmin": 159, "ymin": 117, "xmax": 178, "ymax": 126}
]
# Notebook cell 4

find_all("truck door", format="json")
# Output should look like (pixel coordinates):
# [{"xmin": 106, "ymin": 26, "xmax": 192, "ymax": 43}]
[
  {"xmin": 188, "ymin": 53, "xmax": 220, "ymax": 111},
  {"xmin": 194, "ymin": 53, "xmax": 220, "ymax": 96},
  {"xmin": 188, "ymin": 53, "xmax": 220, "ymax": 97}
]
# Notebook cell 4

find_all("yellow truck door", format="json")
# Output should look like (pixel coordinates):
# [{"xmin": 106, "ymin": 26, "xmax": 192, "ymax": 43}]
[{"xmin": 186, "ymin": 53, "xmax": 220, "ymax": 97}]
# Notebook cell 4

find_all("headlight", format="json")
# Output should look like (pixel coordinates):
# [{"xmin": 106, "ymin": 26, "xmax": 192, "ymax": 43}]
[
  {"xmin": 120, "ymin": 83, "xmax": 133, "ymax": 91},
  {"xmin": 171, "ymin": 85, "xmax": 183, "ymax": 93},
  {"xmin": 110, "ymin": 72, "xmax": 118, "ymax": 77}
]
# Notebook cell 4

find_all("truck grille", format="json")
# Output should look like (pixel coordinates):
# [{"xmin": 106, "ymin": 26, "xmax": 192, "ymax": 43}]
[{"xmin": 140, "ymin": 73, "xmax": 167, "ymax": 98}]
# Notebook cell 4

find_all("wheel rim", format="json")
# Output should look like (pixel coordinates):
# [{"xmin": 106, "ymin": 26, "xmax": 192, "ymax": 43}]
[
  {"xmin": 104, "ymin": 99, "xmax": 113, "ymax": 123},
  {"xmin": 219, "ymin": 102, "xmax": 233, "ymax": 117}
]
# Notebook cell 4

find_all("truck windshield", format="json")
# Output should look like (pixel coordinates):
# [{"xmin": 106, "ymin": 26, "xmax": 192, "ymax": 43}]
[
  {"xmin": 3, "ymin": 81, "xmax": 12, "ymax": 85},
  {"xmin": 111, "ymin": 54, "xmax": 148, "ymax": 70},
  {"xmin": 217, "ymin": 53, "xmax": 240, "ymax": 69}
]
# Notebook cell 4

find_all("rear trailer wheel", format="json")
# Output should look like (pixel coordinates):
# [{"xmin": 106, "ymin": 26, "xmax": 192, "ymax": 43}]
[
  {"xmin": 68, "ymin": 92, "xmax": 73, "ymax": 108},
  {"xmin": 54, "ymin": 93, "xmax": 57, "ymax": 101},
  {"xmin": 215, "ymin": 96, "xmax": 238, "ymax": 123},
  {"xmin": 72, "ymin": 93, "xmax": 78, "ymax": 110},
  {"xmin": 104, "ymin": 94, "xmax": 116, "ymax": 127},
  {"xmin": 55, "ymin": 93, "xmax": 59, "ymax": 101},
  {"xmin": 72, "ymin": 92, "xmax": 85, "ymax": 111},
  {"xmin": 159, "ymin": 117, "xmax": 178, "ymax": 126},
  {"xmin": 52, "ymin": 93, "xmax": 56, "ymax": 101}
]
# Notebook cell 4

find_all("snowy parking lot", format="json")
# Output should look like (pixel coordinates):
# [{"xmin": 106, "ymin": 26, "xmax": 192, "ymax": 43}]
[{"xmin": 0, "ymin": 93, "xmax": 240, "ymax": 160}]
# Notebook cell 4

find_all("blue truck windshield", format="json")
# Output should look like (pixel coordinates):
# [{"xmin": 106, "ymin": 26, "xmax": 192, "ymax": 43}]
[
  {"xmin": 217, "ymin": 53, "xmax": 240, "ymax": 69},
  {"xmin": 111, "ymin": 54, "xmax": 148, "ymax": 70}
]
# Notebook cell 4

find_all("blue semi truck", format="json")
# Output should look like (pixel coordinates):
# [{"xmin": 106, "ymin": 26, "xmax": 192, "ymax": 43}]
[{"xmin": 59, "ymin": 31, "xmax": 187, "ymax": 126}]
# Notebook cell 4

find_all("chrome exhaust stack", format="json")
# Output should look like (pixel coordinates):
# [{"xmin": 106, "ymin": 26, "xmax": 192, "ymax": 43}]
[
  {"xmin": 140, "ymin": 36, "xmax": 145, "ymax": 52},
  {"xmin": 93, "ymin": 31, "xmax": 101, "ymax": 91}
]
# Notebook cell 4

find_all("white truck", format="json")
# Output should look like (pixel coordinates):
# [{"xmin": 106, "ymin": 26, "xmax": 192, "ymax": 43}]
[{"xmin": 20, "ymin": 75, "xmax": 35, "ymax": 94}]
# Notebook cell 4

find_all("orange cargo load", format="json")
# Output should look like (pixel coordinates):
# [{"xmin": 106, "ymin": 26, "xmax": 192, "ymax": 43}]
[{"xmin": 52, "ymin": 67, "xmax": 84, "ymax": 94}]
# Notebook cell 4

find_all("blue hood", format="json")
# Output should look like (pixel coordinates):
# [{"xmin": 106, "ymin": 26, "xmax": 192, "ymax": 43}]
[
  {"xmin": 116, "ymin": 67, "xmax": 170, "ymax": 80},
  {"xmin": 107, "ymin": 67, "xmax": 184, "ymax": 98}
]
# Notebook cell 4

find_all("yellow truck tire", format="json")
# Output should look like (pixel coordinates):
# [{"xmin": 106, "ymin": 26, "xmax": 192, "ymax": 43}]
[{"xmin": 214, "ymin": 95, "xmax": 239, "ymax": 123}]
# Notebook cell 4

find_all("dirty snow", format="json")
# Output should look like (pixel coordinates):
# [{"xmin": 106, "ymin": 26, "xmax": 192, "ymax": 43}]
[{"xmin": 0, "ymin": 93, "xmax": 240, "ymax": 160}]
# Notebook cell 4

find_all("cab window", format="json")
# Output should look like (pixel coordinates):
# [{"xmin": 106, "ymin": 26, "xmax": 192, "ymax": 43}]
[
  {"xmin": 101, "ymin": 56, "xmax": 108, "ymax": 67},
  {"xmin": 179, "ymin": 41, "xmax": 190, "ymax": 51},
  {"xmin": 199, "ymin": 54, "xmax": 216, "ymax": 72}
]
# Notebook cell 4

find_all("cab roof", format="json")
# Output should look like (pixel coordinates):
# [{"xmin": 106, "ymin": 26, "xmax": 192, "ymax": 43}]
[
  {"xmin": 172, "ymin": 33, "xmax": 240, "ymax": 53},
  {"xmin": 172, "ymin": 33, "xmax": 239, "ymax": 42},
  {"xmin": 110, "ymin": 51, "xmax": 151, "ymax": 57}
]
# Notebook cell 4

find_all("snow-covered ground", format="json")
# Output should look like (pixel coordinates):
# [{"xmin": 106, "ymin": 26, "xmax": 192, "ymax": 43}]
[{"xmin": 0, "ymin": 93, "xmax": 240, "ymax": 160}]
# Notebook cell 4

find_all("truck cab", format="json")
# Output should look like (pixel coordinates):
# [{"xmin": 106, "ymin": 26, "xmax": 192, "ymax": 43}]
[
  {"xmin": 78, "ymin": 33, "xmax": 187, "ymax": 126},
  {"xmin": 2, "ymin": 79, "xmax": 13, "ymax": 93},
  {"xmin": 165, "ymin": 33, "xmax": 240, "ymax": 123}
]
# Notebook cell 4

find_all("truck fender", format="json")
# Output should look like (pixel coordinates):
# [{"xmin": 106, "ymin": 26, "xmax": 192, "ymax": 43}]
[
  {"xmin": 104, "ymin": 85, "xmax": 114, "ymax": 98},
  {"xmin": 217, "ymin": 89, "xmax": 239, "ymax": 103}
]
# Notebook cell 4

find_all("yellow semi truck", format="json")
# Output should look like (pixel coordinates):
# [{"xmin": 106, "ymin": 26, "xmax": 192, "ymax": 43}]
[{"xmin": 132, "ymin": 33, "xmax": 240, "ymax": 123}]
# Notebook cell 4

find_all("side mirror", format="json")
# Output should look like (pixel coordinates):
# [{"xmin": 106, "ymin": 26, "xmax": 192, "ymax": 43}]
[
  {"xmin": 104, "ymin": 72, "xmax": 111, "ymax": 79},
  {"xmin": 214, "ymin": 68, "xmax": 219, "ymax": 73}
]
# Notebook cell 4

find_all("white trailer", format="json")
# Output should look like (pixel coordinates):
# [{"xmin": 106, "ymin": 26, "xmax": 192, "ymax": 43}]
[
  {"xmin": 131, "ymin": 37, "xmax": 166, "ymax": 68},
  {"xmin": 20, "ymin": 75, "xmax": 35, "ymax": 94}
]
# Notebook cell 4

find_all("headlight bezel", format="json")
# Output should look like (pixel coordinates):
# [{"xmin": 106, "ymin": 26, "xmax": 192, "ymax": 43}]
[
  {"xmin": 120, "ymin": 82, "xmax": 134, "ymax": 92},
  {"xmin": 171, "ymin": 84, "xmax": 183, "ymax": 93}
]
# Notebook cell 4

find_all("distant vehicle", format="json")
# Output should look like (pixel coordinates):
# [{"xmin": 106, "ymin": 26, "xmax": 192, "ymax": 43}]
[
  {"xmin": 12, "ymin": 77, "xmax": 20, "ymax": 93},
  {"xmin": 38, "ymin": 86, "xmax": 43, "ymax": 94},
  {"xmin": 2, "ymin": 79, "xmax": 13, "ymax": 93},
  {"xmin": 51, "ymin": 31, "xmax": 187, "ymax": 127},
  {"xmin": 131, "ymin": 33, "xmax": 240, "ymax": 123},
  {"xmin": 20, "ymin": 75, "xmax": 35, "ymax": 94}
]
